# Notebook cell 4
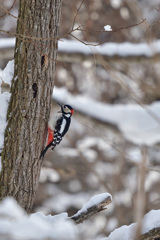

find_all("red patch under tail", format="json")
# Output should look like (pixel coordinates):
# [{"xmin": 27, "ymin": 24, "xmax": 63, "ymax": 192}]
[{"xmin": 47, "ymin": 127, "xmax": 54, "ymax": 146}]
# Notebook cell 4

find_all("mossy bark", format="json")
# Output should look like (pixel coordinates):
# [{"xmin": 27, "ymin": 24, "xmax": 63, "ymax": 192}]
[{"xmin": 0, "ymin": 0, "xmax": 62, "ymax": 212}]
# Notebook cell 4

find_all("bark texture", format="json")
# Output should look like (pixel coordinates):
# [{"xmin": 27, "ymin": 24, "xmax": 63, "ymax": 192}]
[{"xmin": 0, "ymin": 0, "xmax": 62, "ymax": 212}]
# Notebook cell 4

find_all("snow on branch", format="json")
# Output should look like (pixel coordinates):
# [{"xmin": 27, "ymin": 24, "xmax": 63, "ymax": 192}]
[
  {"xmin": 1, "ymin": 38, "xmax": 160, "ymax": 64},
  {"xmin": 104, "ymin": 25, "xmax": 112, "ymax": 32},
  {"xmin": 140, "ymin": 227, "xmax": 160, "ymax": 240},
  {"xmin": 53, "ymin": 87, "xmax": 160, "ymax": 146},
  {"xmin": 70, "ymin": 193, "xmax": 112, "ymax": 224},
  {"xmin": 104, "ymin": 209, "xmax": 160, "ymax": 240}
]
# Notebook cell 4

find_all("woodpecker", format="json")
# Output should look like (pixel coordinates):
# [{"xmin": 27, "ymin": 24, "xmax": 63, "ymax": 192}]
[{"xmin": 40, "ymin": 103, "xmax": 74, "ymax": 158}]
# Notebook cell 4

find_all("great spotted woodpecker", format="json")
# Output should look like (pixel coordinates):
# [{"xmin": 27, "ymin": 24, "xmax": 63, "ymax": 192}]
[{"xmin": 40, "ymin": 103, "xmax": 74, "ymax": 158}]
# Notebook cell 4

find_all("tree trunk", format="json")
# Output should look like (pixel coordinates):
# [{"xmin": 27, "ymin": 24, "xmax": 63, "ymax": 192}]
[{"xmin": 0, "ymin": 0, "xmax": 62, "ymax": 212}]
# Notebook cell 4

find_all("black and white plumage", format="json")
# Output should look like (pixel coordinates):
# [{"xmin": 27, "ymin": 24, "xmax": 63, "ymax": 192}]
[{"xmin": 40, "ymin": 103, "xmax": 74, "ymax": 158}]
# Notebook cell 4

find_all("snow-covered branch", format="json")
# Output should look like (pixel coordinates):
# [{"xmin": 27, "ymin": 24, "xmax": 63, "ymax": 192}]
[
  {"xmin": 53, "ymin": 87, "xmax": 160, "ymax": 146},
  {"xmin": 1, "ymin": 38, "xmax": 160, "ymax": 64},
  {"xmin": 104, "ymin": 209, "xmax": 160, "ymax": 240},
  {"xmin": 140, "ymin": 227, "xmax": 160, "ymax": 240},
  {"xmin": 71, "ymin": 193, "xmax": 112, "ymax": 224}
]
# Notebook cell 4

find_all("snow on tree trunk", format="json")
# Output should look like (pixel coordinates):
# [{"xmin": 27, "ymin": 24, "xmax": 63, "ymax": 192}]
[{"xmin": 0, "ymin": 0, "xmax": 62, "ymax": 212}]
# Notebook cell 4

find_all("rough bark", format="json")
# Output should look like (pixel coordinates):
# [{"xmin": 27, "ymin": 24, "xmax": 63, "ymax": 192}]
[
  {"xmin": 0, "ymin": 0, "xmax": 62, "ymax": 212},
  {"xmin": 140, "ymin": 227, "xmax": 160, "ymax": 240}
]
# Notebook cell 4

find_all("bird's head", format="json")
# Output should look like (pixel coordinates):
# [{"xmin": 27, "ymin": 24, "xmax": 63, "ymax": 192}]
[{"xmin": 57, "ymin": 102, "xmax": 74, "ymax": 117}]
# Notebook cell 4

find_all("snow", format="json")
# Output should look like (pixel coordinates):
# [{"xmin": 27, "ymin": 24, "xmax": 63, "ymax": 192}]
[
  {"xmin": 104, "ymin": 25, "xmax": 112, "ymax": 31},
  {"xmin": 59, "ymin": 39, "xmax": 160, "ymax": 57},
  {"xmin": 142, "ymin": 209, "xmax": 160, "ymax": 234},
  {"xmin": 74, "ymin": 193, "xmax": 112, "ymax": 216},
  {"xmin": 105, "ymin": 223, "xmax": 136, "ymax": 240},
  {"xmin": 1, "ymin": 60, "xmax": 160, "ymax": 150},
  {"xmin": 56, "ymin": 147, "xmax": 80, "ymax": 157},
  {"xmin": 0, "ymin": 60, "xmax": 14, "ymax": 86},
  {"xmin": 104, "ymin": 209, "xmax": 160, "ymax": 240},
  {"xmin": 0, "ymin": 197, "xmax": 25, "ymax": 219},
  {"xmin": 53, "ymin": 87, "xmax": 160, "ymax": 145},
  {"xmin": 0, "ymin": 197, "xmax": 78, "ymax": 240},
  {"xmin": 0, "ymin": 60, "xmax": 14, "ymax": 152},
  {"xmin": 1, "ymin": 38, "xmax": 160, "ymax": 57},
  {"xmin": 39, "ymin": 167, "xmax": 60, "ymax": 183},
  {"xmin": 0, "ymin": 38, "xmax": 15, "ymax": 48}
]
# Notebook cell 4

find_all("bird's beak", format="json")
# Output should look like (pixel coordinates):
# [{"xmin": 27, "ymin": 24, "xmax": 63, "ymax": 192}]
[{"xmin": 57, "ymin": 102, "xmax": 63, "ymax": 112}]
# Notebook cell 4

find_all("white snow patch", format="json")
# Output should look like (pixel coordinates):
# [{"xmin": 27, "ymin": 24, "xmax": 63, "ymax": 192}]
[
  {"xmin": 0, "ymin": 197, "xmax": 25, "ymax": 219},
  {"xmin": 104, "ymin": 209, "xmax": 160, "ymax": 240},
  {"xmin": 40, "ymin": 167, "xmax": 60, "ymax": 183},
  {"xmin": 0, "ymin": 60, "xmax": 14, "ymax": 152},
  {"xmin": 0, "ymin": 60, "xmax": 14, "ymax": 86},
  {"xmin": 145, "ymin": 171, "xmax": 160, "ymax": 191},
  {"xmin": 2, "ymin": 38, "xmax": 160, "ymax": 57},
  {"xmin": 106, "ymin": 217, "xmax": 118, "ymax": 232},
  {"xmin": 104, "ymin": 25, "xmax": 112, "ymax": 31},
  {"xmin": 56, "ymin": 147, "xmax": 80, "ymax": 157},
  {"xmin": 142, "ymin": 209, "xmax": 160, "ymax": 234},
  {"xmin": 82, "ymin": 149, "xmax": 97, "ymax": 162},
  {"xmin": 127, "ymin": 148, "xmax": 142, "ymax": 163},
  {"xmin": 75, "ymin": 193, "xmax": 112, "ymax": 216},
  {"xmin": 105, "ymin": 223, "xmax": 136, "ymax": 240},
  {"xmin": 0, "ymin": 38, "xmax": 15, "ymax": 48},
  {"xmin": 0, "ymin": 197, "xmax": 78, "ymax": 240},
  {"xmin": 68, "ymin": 179, "xmax": 82, "ymax": 192}
]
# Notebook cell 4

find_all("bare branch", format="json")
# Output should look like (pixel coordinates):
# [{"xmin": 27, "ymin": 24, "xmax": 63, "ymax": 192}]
[
  {"xmin": 0, "ymin": 29, "xmax": 60, "ymax": 41},
  {"xmin": 71, "ymin": 0, "xmax": 86, "ymax": 30},
  {"xmin": 76, "ymin": 18, "xmax": 147, "ymax": 34},
  {"xmin": 0, "ymin": 0, "xmax": 16, "ymax": 18}
]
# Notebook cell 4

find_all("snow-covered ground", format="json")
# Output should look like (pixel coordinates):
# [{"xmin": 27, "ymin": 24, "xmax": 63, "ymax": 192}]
[
  {"xmin": 0, "ymin": 197, "xmax": 78, "ymax": 240},
  {"xmin": 0, "ymin": 197, "xmax": 160, "ymax": 240}
]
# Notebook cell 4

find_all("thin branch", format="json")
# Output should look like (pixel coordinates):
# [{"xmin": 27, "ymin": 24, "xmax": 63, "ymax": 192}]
[
  {"xmin": 0, "ymin": 0, "xmax": 16, "ymax": 18},
  {"xmin": 76, "ymin": 18, "xmax": 147, "ymax": 33},
  {"xmin": 71, "ymin": 0, "xmax": 86, "ymax": 30},
  {"xmin": 67, "ymin": 18, "xmax": 147, "ymax": 47},
  {"xmin": 0, "ymin": 29, "xmax": 60, "ymax": 41}
]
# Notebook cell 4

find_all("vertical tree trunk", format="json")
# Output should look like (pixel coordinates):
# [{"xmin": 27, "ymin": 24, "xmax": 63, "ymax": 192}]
[{"xmin": 0, "ymin": 0, "xmax": 62, "ymax": 212}]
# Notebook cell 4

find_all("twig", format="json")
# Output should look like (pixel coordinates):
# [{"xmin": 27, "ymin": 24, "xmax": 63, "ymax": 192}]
[
  {"xmin": 76, "ymin": 18, "xmax": 147, "ymax": 33},
  {"xmin": 0, "ymin": 0, "xmax": 16, "ymax": 18},
  {"xmin": 71, "ymin": 0, "xmax": 86, "ymax": 30}
]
